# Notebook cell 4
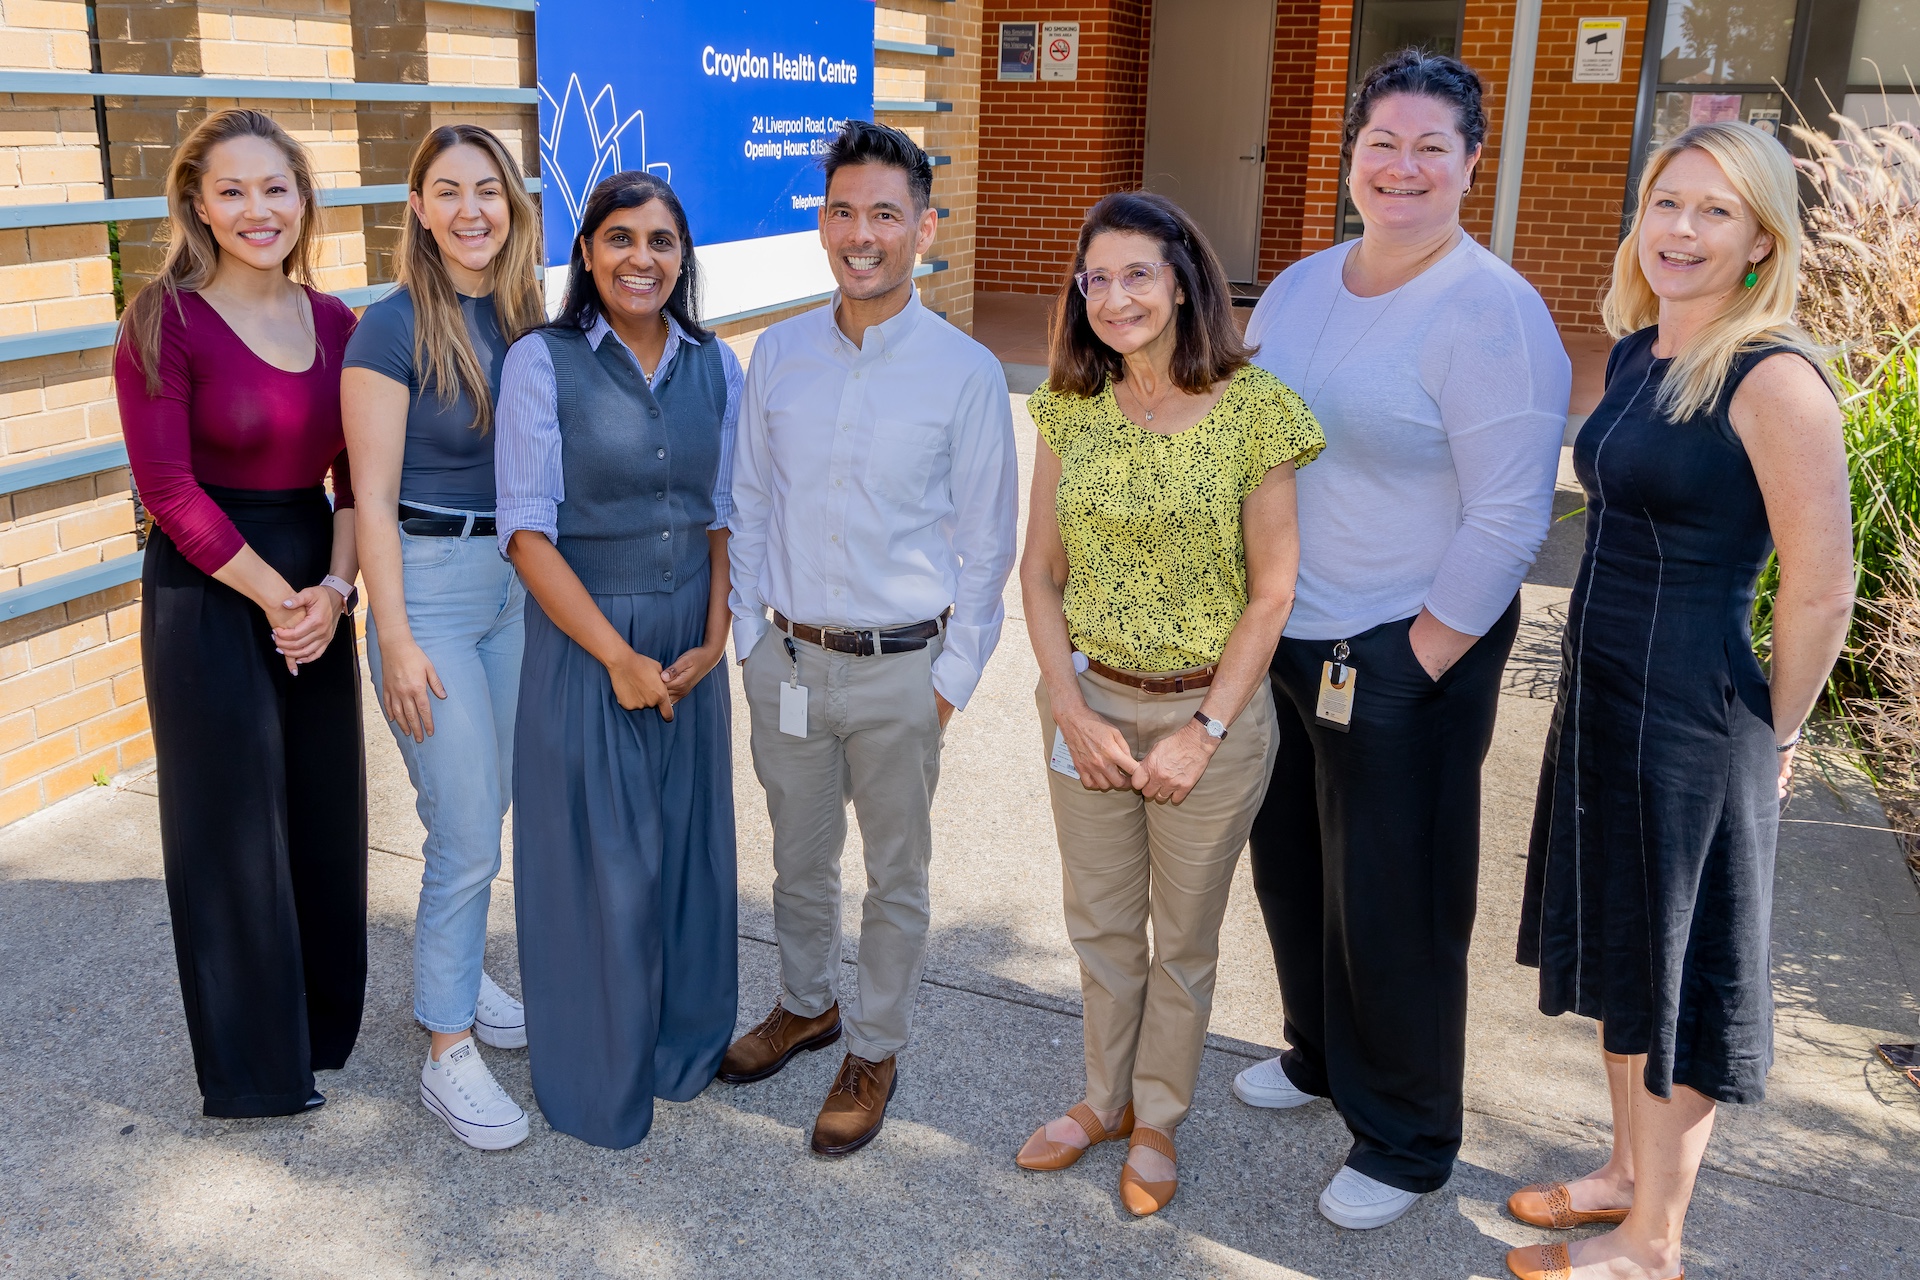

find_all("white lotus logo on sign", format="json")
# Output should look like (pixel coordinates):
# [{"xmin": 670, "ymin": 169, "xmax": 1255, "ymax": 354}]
[{"xmin": 538, "ymin": 72, "xmax": 674, "ymax": 238}]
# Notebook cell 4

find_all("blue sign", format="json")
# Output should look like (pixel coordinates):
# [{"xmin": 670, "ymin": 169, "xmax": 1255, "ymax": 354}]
[{"xmin": 534, "ymin": 0, "xmax": 874, "ymax": 266}]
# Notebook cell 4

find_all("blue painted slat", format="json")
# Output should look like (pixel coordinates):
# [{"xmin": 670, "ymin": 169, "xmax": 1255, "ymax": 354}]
[
  {"xmin": 874, "ymin": 100, "xmax": 954, "ymax": 114},
  {"xmin": 460, "ymin": 0, "xmax": 536, "ymax": 9},
  {"xmin": 0, "ymin": 442, "xmax": 129, "ymax": 498},
  {"xmin": 0, "ymin": 177, "xmax": 541, "ymax": 233},
  {"xmin": 0, "ymin": 69, "xmax": 539, "ymax": 105},
  {"xmin": 874, "ymin": 39, "xmax": 956, "ymax": 57},
  {"xmin": 0, "ymin": 324, "xmax": 120, "ymax": 363},
  {"xmin": 0, "ymin": 551, "xmax": 144, "ymax": 621}
]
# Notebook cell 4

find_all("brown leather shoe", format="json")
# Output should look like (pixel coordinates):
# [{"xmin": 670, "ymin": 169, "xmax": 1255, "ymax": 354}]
[
  {"xmin": 1015, "ymin": 1101, "xmax": 1134, "ymax": 1171},
  {"xmin": 1117, "ymin": 1126, "xmax": 1177, "ymax": 1216},
  {"xmin": 1508, "ymin": 1180, "xmax": 1631, "ymax": 1229},
  {"xmin": 717, "ymin": 1002, "xmax": 841, "ymax": 1084},
  {"xmin": 1506, "ymin": 1242, "xmax": 1683, "ymax": 1280},
  {"xmin": 810, "ymin": 1053, "xmax": 897, "ymax": 1156}
]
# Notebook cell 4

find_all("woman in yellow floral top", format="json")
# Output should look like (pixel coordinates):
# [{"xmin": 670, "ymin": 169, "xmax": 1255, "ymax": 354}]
[{"xmin": 1014, "ymin": 192, "xmax": 1323, "ymax": 1216}]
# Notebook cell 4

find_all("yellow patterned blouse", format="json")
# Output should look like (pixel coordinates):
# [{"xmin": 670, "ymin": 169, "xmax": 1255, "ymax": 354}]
[{"xmin": 1029, "ymin": 364, "xmax": 1324, "ymax": 673}]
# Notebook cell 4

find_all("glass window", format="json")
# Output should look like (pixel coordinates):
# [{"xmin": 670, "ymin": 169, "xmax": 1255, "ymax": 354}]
[
  {"xmin": 1658, "ymin": 0, "xmax": 1797, "ymax": 84},
  {"xmin": 1352, "ymin": 0, "xmax": 1462, "ymax": 76},
  {"xmin": 1849, "ymin": 0, "xmax": 1920, "ymax": 87},
  {"xmin": 1648, "ymin": 90, "xmax": 1787, "ymax": 151}
]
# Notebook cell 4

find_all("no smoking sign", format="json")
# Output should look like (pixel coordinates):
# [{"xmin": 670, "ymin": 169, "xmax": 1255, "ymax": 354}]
[{"xmin": 1040, "ymin": 21, "xmax": 1079, "ymax": 81}]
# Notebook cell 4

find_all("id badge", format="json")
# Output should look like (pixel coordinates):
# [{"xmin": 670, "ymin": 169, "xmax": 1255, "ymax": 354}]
[
  {"xmin": 1048, "ymin": 727, "xmax": 1081, "ymax": 780},
  {"xmin": 779, "ymin": 637, "xmax": 809, "ymax": 737},
  {"xmin": 1315, "ymin": 640, "xmax": 1356, "ymax": 732}
]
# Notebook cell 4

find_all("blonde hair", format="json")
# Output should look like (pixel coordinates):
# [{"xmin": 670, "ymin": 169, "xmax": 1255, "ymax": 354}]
[
  {"xmin": 1602, "ymin": 120, "xmax": 1824, "ymax": 421},
  {"xmin": 398, "ymin": 125, "xmax": 545, "ymax": 434},
  {"xmin": 118, "ymin": 109, "xmax": 322, "ymax": 396}
]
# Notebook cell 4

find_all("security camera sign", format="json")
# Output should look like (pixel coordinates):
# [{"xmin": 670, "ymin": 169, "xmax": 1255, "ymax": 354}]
[{"xmin": 1572, "ymin": 18, "xmax": 1626, "ymax": 83}]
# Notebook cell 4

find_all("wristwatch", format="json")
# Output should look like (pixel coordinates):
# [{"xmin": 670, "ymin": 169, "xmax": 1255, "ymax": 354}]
[
  {"xmin": 320, "ymin": 573, "xmax": 359, "ymax": 611},
  {"xmin": 1192, "ymin": 710, "xmax": 1228, "ymax": 742}
]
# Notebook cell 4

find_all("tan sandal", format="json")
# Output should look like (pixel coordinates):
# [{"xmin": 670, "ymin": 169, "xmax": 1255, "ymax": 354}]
[
  {"xmin": 1015, "ymin": 1101, "xmax": 1134, "ymax": 1171},
  {"xmin": 1117, "ymin": 1125, "xmax": 1177, "ymax": 1216},
  {"xmin": 1506, "ymin": 1242, "xmax": 1682, "ymax": 1280},
  {"xmin": 1508, "ymin": 1180, "xmax": 1631, "ymax": 1229}
]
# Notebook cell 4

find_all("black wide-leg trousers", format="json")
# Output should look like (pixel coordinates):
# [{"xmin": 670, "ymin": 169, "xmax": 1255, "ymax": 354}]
[
  {"xmin": 142, "ymin": 486, "xmax": 368, "ymax": 1118},
  {"xmin": 1247, "ymin": 595, "xmax": 1519, "ymax": 1193}
]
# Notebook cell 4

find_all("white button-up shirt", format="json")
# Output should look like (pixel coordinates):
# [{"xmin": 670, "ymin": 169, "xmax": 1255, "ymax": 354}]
[{"xmin": 727, "ymin": 290, "xmax": 1019, "ymax": 708}]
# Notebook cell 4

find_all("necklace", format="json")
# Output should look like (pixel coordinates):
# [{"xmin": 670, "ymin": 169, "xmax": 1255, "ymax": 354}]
[
  {"xmin": 1300, "ymin": 233, "xmax": 1455, "ymax": 404},
  {"xmin": 1117, "ymin": 375, "xmax": 1175, "ymax": 423}
]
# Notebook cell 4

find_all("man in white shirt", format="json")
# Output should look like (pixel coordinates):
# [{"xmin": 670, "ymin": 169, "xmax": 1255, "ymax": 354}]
[{"xmin": 721, "ymin": 120, "xmax": 1019, "ymax": 1156}]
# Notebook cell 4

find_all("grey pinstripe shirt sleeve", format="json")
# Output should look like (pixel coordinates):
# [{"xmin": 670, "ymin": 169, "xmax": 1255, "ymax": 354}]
[
  {"xmin": 708, "ymin": 337, "xmax": 745, "ymax": 532},
  {"xmin": 493, "ymin": 333, "xmax": 563, "ymax": 560}
]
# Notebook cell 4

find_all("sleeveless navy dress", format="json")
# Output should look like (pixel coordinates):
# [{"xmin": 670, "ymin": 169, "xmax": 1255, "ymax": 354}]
[{"xmin": 1519, "ymin": 326, "xmax": 1812, "ymax": 1105}]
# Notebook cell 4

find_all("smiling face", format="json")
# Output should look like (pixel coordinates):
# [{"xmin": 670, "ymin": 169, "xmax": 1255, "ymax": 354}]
[
  {"xmin": 1636, "ymin": 146, "xmax": 1773, "ymax": 309},
  {"xmin": 820, "ymin": 161, "xmax": 938, "ymax": 303},
  {"xmin": 580, "ymin": 197, "xmax": 682, "ymax": 326},
  {"xmin": 1348, "ymin": 92, "xmax": 1480, "ymax": 239},
  {"xmin": 410, "ymin": 142, "xmax": 509, "ymax": 293},
  {"xmin": 1080, "ymin": 230, "xmax": 1181, "ymax": 359},
  {"xmin": 194, "ymin": 134, "xmax": 305, "ymax": 271}
]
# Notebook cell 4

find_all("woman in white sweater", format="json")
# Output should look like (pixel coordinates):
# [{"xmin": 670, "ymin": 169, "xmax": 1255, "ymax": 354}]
[{"xmin": 1233, "ymin": 49, "xmax": 1571, "ymax": 1230}]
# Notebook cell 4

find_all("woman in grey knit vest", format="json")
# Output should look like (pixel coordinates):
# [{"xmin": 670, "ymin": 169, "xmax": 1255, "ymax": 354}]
[{"xmin": 493, "ymin": 172, "xmax": 745, "ymax": 1149}]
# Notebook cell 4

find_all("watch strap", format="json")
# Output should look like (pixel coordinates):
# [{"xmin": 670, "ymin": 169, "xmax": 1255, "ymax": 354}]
[{"xmin": 1193, "ymin": 710, "xmax": 1228, "ymax": 741}]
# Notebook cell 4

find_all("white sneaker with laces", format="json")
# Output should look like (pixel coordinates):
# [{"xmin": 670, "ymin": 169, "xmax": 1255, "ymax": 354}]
[
  {"xmin": 421, "ymin": 1038, "xmax": 529, "ymax": 1150},
  {"xmin": 473, "ymin": 971, "xmax": 527, "ymax": 1050},
  {"xmin": 1318, "ymin": 1165, "xmax": 1421, "ymax": 1229},
  {"xmin": 1232, "ymin": 1055, "xmax": 1318, "ymax": 1109}
]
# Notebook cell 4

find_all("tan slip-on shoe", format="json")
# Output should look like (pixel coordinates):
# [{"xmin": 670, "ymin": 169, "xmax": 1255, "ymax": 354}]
[
  {"xmin": 1117, "ymin": 1126, "xmax": 1178, "ymax": 1217},
  {"xmin": 1508, "ymin": 1181, "xmax": 1631, "ymax": 1229},
  {"xmin": 1506, "ymin": 1242, "xmax": 1684, "ymax": 1280},
  {"xmin": 810, "ymin": 1053, "xmax": 897, "ymax": 1156},
  {"xmin": 1015, "ymin": 1101, "xmax": 1135, "ymax": 1171},
  {"xmin": 718, "ymin": 1002, "xmax": 841, "ymax": 1084}
]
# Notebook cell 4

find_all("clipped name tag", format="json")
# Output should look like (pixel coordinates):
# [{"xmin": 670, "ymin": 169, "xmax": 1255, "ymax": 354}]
[
  {"xmin": 1315, "ymin": 662, "xmax": 1356, "ymax": 732},
  {"xmin": 1048, "ymin": 727, "xmax": 1081, "ymax": 779},
  {"xmin": 779, "ymin": 680, "xmax": 809, "ymax": 737}
]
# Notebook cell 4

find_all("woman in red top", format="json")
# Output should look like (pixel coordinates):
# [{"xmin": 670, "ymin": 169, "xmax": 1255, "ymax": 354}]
[{"xmin": 115, "ymin": 109, "xmax": 367, "ymax": 1118}]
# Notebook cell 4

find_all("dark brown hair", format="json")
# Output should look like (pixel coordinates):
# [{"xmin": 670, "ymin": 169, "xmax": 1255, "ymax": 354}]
[
  {"xmin": 1046, "ymin": 192, "xmax": 1253, "ymax": 398},
  {"xmin": 1342, "ymin": 48, "xmax": 1488, "ymax": 179}
]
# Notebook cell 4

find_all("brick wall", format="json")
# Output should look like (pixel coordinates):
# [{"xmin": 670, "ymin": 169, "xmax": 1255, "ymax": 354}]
[
  {"xmin": 0, "ymin": 0, "xmax": 149, "ymax": 822},
  {"xmin": 1255, "ymin": 0, "xmax": 1323, "ymax": 280},
  {"xmin": 976, "ymin": 0, "xmax": 1152, "ymax": 294}
]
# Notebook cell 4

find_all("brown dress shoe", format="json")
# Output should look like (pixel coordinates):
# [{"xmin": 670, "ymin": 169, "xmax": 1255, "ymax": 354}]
[
  {"xmin": 1015, "ymin": 1101, "xmax": 1135, "ymax": 1171},
  {"xmin": 1117, "ymin": 1126, "xmax": 1177, "ymax": 1216},
  {"xmin": 810, "ymin": 1053, "xmax": 897, "ymax": 1156},
  {"xmin": 1508, "ymin": 1181, "xmax": 1631, "ymax": 1229},
  {"xmin": 717, "ymin": 1002, "xmax": 841, "ymax": 1084},
  {"xmin": 1506, "ymin": 1242, "xmax": 1683, "ymax": 1280}
]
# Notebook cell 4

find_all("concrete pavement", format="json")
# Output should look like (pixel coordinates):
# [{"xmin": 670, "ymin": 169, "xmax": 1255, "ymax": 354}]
[{"xmin": 3, "ymin": 400, "xmax": 1918, "ymax": 1278}]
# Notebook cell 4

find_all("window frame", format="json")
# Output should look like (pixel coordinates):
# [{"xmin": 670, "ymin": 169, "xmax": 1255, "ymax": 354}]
[{"xmin": 1334, "ymin": 0, "xmax": 1471, "ymax": 242}]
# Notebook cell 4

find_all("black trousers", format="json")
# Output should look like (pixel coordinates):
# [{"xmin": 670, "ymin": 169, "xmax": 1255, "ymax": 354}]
[
  {"xmin": 1247, "ymin": 595, "xmax": 1519, "ymax": 1192},
  {"xmin": 142, "ymin": 486, "xmax": 368, "ymax": 1118}
]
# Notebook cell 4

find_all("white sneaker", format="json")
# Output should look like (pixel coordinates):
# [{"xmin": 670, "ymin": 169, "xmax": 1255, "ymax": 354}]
[
  {"xmin": 1232, "ymin": 1055, "xmax": 1318, "ymax": 1109},
  {"xmin": 474, "ymin": 972, "xmax": 527, "ymax": 1049},
  {"xmin": 1318, "ymin": 1165, "xmax": 1421, "ymax": 1229},
  {"xmin": 421, "ymin": 1038, "xmax": 529, "ymax": 1150}
]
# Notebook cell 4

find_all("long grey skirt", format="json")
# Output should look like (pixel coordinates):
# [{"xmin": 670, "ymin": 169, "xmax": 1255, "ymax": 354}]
[{"xmin": 512, "ymin": 561, "xmax": 737, "ymax": 1148}]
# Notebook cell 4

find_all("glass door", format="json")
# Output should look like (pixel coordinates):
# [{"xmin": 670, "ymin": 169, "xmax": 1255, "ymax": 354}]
[{"xmin": 1335, "ymin": 0, "xmax": 1468, "ymax": 241}]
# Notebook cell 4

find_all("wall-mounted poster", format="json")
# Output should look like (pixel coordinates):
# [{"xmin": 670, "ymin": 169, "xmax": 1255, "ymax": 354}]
[
  {"xmin": 534, "ymin": 0, "xmax": 873, "ymax": 322},
  {"xmin": 1572, "ymin": 18, "xmax": 1626, "ymax": 83},
  {"xmin": 1040, "ymin": 21, "xmax": 1079, "ymax": 82},
  {"xmin": 999, "ymin": 22, "xmax": 1038, "ymax": 81}
]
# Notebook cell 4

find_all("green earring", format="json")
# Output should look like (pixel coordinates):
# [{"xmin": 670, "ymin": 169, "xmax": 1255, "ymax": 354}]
[{"xmin": 1742, "ymin": 268, "xmax": 1759, "ymax": 288}]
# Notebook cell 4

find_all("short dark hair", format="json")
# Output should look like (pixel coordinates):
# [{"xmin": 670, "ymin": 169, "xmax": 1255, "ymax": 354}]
[
  {"xmin": 1343, "ymin": 48, "xmax": 1488, "ymax": 175},
  {"xmin": 551, "ymin": 170, "xmax": 709, "ymax": 341},
  {"xmin": 821, "ymin": 118, "xmax": 934, "ymax": 212},
  {"xmin": 1046, "ymin": 191, "xmax": 1255, "ymax": 398}
]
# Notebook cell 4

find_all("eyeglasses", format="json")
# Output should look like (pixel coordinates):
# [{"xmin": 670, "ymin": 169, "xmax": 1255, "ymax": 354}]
[{"xmin": 1074, "ymin": 261, "xmax": 1174, "ymax": 298}]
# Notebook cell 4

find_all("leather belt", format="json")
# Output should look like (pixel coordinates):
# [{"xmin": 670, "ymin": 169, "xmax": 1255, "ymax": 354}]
[
  {"xmin": 398, "ymin": 503, "xmax": 496, "ymax": 537},
  {"xmin": 774, "ymin": 608, "xmax": 949, "ymax": 656},
  {"xmin": 1082, "ymin": 654, "xmax": 1217, "ymax": 694}
]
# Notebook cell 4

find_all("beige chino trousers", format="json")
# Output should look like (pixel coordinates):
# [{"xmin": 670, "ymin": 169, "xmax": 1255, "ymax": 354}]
[
  {"xmin": 744, "ymin": 625, "xmax": 946, "ymax": 1064},
  {"xmin": 1038, "ymin": 669, "xmax": 1278, "ymax": 1130}
]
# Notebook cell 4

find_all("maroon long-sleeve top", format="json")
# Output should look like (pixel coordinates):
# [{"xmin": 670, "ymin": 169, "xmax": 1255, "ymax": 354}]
[{"xmin": 115, "ymin": 286, "xmax": 357, "ymax": 575}]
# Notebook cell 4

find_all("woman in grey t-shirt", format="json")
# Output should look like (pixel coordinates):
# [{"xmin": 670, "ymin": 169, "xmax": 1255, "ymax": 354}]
[
  {"xmin": 342, "ymin": 125, "xmax": 546, "ymax": 1151},
  {"xmin": 1233, "ymin": 51, "xmax": 1570, "ymax": 1231}
]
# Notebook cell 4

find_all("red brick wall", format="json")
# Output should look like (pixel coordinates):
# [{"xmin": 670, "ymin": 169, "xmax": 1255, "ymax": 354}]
[
  {"xmin": 1255, "ymin": 0, "xmax": 1323, "ymax": 279},
  {"xmin": 1298, "ymin": 0, "xmax": 1350, "ymax": 258},
  {"xmin": 976, "ymin": 1, "xmax": 1153, "ymax": 293}
]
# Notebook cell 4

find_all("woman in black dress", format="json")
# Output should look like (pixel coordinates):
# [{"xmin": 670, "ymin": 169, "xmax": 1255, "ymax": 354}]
[{"xmin": 1506, "ymin": 123, "xmax": 1853, "ymax": 1280}]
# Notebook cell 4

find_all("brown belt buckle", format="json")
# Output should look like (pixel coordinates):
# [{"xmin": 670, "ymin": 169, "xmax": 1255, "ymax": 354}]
[{"xmin": 819, "ymin": 626, "xmax": 873, "ymax": 656}]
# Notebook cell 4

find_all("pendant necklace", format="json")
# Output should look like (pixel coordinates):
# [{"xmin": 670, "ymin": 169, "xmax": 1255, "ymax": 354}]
[
  {"xmin": 1119, "ymin": 376, "xmax": 1174, "ymax": 423},
  {"xmin": 1301, "ymin": 233, "xmax": 1455, "ymax": 405}
]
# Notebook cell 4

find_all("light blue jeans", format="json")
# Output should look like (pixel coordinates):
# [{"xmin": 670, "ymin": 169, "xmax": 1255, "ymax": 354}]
[{"xmin": 366, "ymin": 522, "xmax": 525, "ymax": 1034}]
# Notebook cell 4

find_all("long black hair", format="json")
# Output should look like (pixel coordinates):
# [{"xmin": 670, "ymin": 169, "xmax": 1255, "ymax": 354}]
[
  {"xmin": 550, "ymin": 170, "xmax": 710, "ymax": 340},
  {"xmin": 1046, "ymin": 191, "xmax": 1253, "ymax": 398}
]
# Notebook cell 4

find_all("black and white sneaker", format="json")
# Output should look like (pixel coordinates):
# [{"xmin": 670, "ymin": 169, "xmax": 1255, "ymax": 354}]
[
  {"xmin": 420, "ymin": 1038, "xmax": 528, "ymax": 1150},
  {"xmin": 473, "ymin": 971, "xmax": 527, "ymax": 1050}
]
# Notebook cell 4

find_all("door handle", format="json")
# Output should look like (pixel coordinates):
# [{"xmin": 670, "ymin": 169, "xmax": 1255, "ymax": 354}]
[{"xmin": 1239, "ymin": 145, "xmax": 1268, "ymax": 162}]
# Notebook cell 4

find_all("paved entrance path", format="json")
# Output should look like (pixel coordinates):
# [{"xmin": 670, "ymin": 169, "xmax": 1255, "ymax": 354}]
[{"xmin": 5, "ymin": 403, "xmax": 1918, "ymax": 1278}]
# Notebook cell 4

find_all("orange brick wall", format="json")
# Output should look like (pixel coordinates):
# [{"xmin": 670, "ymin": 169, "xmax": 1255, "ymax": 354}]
[
  {"xmin": 1255, "ymin": 0, "xmax": 1325, "ymax": 280},
  {"xmin": 976, "ymin": 0, "xmax": 1152, "ymax": 293}
]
